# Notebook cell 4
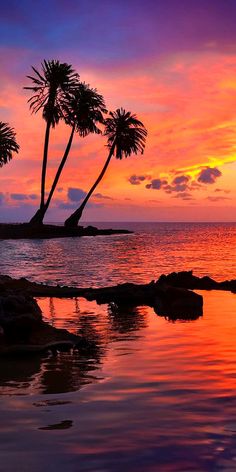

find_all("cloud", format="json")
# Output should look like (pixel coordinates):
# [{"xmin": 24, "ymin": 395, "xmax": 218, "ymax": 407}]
[
  {"xmin": 11, "ymin": 193, "xmax": 28, "ymax": 200},
  {"xmin": 215, "ymin": 188, "xmax": 231, "ymax": 194},
  {"xmin": 146, "ymin": 174, "xmax": 191, "ymax": 193},
  {"xmin": 207, "ymin": 196, "xmax": 231, "ymax": 202},
  {"xmin": 10, "ymin": 193, "xmax": 38, "ymax": 201},
  {"xmin": 197, "ymin": 167, "xmax": 222, "ymax": 184},
  {"xmin": 129, "ymin": 175, "xmax": 148, "ymax": 185},
  {"xmin": 173, "ymin": 192, "xmax": 194, "ymax": 200},
  {"xmin": 59, "ymin": 200, "xmax": 103, "ymax": 210},
  {"xmin": 94, "ymin": 193, "xmax": 114, "ymax": 200},
  {"xmin": 0, "ymin": 193, "xmax": 4, "ymax": 205},
  {"xmin": 146, "ymin": 179, "xmax": 167, "ymax": 190},
  {"xmin": 172, "ymin": 175, "xmax": 190, "ymax": 186},
  {"xmin": 68, "ymin": 188, "xmax": 87, "ymax": 202}
]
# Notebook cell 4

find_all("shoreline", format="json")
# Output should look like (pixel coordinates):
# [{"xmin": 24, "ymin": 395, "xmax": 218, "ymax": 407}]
[{"xmin": 0, "ymin": 223, "xmax": 133, "ymax": 239}]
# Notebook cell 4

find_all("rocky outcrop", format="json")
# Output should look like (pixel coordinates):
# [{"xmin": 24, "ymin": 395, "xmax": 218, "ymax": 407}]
[
  {"xmin": 3, "ymin": 268, "xmax": 235, "ymax": 342},
  {"xmin": 157, "ymin": 271, "xmax": 236, "ymax": 293},
  {"xmin": 0, "ymin": 289, "xmax": 81, "ymax": 354},
  {"xmin": 0, "ymin": 223, "xmax": 132, "ymax": 240},
  {"xmin": 84, "ymin": 281, "xmax": 203, "ymax": 320}
]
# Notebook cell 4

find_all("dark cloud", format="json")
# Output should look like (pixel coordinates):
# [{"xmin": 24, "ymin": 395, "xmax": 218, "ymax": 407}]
[
  {"xmin": 59, "ymin": 200, "xmax": 104, "ymax": 210},
  {"xmin": 197, "ymin": 167, "xmax": 222, "ymax": 184},
  {"xmin": 94, "ymin": 193, "xmax": 114, "ymax": 200},
  {"xmin": 0, "ymin": 193, "xmax": 4, "ymax": 205},
  {"xmin": 11, "ymin": 193, "xmax": 28, "ymax": 200},
  {"xmin": 68, "ymin": 188, "xmax": 87, "ymax": 202},
  {"xmin": 172, "ymin": 175, "xmax": 190, "ymax": 186},
  {"xmin": 146, "ymin": 179, "xmax": 167, "ymax": 190},
  {"xmin": 129, "ymin": 175, "xmax": 148, "ymax": 185},
  {"xmin": 11, "ymin": 193, "xmax": 38, "ymax": 201}
]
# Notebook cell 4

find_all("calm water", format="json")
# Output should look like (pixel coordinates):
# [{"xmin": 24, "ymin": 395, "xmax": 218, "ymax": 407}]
[{"xmin": 0, "ymin": 222, "xmax": 236, "ymax": 471}]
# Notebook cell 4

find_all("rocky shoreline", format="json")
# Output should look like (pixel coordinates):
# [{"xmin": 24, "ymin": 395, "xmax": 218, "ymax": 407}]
[
  {"xmin": 1, "ymin": 271, "xmax": 235, "ymax": 355},
  {"xmin": 0, "ymin": 223, "xmax": 132, "ymax": 239}
]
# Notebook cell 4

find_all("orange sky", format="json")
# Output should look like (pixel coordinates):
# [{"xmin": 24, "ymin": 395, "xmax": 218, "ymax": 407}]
[{"xmin": 1, "ymin": 3, "xmax": 236, "ymax": 221}]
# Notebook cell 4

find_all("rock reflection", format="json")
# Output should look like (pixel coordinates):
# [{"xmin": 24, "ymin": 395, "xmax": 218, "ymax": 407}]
[
  {"xmin": 39, "ymin": 420, "xmax": 73, "ymax": 430},
  {"xmin": 0, "ymin": 295, "xmax": 182, "ymax": 396},
  {"xmin": 108, "ymin": 303, "xmax": 147, "ymax": 336}
]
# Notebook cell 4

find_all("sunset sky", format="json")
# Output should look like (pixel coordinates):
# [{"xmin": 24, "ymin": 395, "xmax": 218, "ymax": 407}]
[{"xmin": 1, "ymin": 0, "xmax": 236, "ymax": 221}]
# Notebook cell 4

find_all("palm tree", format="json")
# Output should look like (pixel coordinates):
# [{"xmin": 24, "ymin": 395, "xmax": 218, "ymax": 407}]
[
  {"xmin": 0, "ymin": 121, "xmax": 19, "ymax": 167},
  {"xmin": 64, "ymin": 108, "xmax": 147, "ymax": 227},
  {"xmin": 24, "ymin": 60, "xmax": 80, "ymax": 224},
  {"xmin": 35, "ymin": 83, "xmax": 107, "ymax": 224}
]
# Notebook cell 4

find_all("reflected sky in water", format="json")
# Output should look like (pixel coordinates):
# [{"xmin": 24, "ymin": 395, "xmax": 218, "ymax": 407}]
[
  {"xmin": 0, "ymin": 292, "xmax": 236, "ymax": 471},
  {"xmin": 0, "ymin": 223, "xmax": 236, "ymax": 471}
]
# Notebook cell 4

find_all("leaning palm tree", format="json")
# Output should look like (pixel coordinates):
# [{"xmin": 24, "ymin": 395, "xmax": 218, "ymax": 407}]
[
  {"xmin": 64, "ymin": 108, "xmax": 147, "ymax": 227},
  {"xmin": 0, "ymin": 121, "xmax": 19, "ymax": 167},
  {"xmin": 24, "ymin": 60, "xmax": 80, "ymax": 224},
  {"xmin": 35, "ymin": 83, "xmax": 107, "ymax": 224}
]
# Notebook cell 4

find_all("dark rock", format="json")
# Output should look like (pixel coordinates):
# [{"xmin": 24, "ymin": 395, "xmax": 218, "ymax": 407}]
[
  {"xmin": 0, "ymin": 289, "xmax": 81, "ymax": 354},
  {"xmin": 154, "ymin": 285, "xmax": 203, "ymax": 320},
  {"xmin": 157, "ymin": 270, "xmax": 236, "ymax": 292},
  {"xmin": 0, "ymin": 223, "xmax": 132, "ymax": 240}
]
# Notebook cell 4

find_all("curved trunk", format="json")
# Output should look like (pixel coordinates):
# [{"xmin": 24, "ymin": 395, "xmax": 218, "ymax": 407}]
[
  {"xmin": 64, "ymin": 142, "xmax": 115, "ymax": 228},
  {"xmin": 30, "ymin": 126, "xmax": 76, "ymax": 225},
  {"xmin": 40, "ymin": 119, "xmax": 51, "ymax": 209},
  {"xmin": 29, "ymin": 89, "xmax": 56, "ymax": 225}
]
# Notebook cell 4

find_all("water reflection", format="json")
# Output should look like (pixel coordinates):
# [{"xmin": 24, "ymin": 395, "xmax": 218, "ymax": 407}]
[
  {"xmin": 0, "ymin": 297, "xmax": 150, "ymax": 395},
  {"xmin": 39, "ymin": 420, "xmax": 73, "ymax": 430},
  {"xmin": 108, "ymin": 303, "xmax": 147, "ymax": 335},
  {"xmin": 0, "ymin": 294, "xmax": 206, "ymax": 396},
  {"xmin": 0, "ymin": 291, "xmax": 236, "ymax": 471}
]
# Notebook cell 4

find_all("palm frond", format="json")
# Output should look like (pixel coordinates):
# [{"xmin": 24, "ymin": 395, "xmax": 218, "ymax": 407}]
[
  {"xmin": 24, "ymin": 60, "xmax": 80, "ymax": 126},
  {"xmin": 62, "ymin": 82, "xmax": 107, "ymax": 137},
  {"xmin": 104, "ymin": 108, "xmax": 147, "ymax": 159},
  {"xmin": 0, "ymin": 121, "xmax": 19, "ymax": 167}
]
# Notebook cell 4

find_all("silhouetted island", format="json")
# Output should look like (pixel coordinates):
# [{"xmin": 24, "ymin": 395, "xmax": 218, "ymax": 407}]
[{"xmin": 0, "ymin": 223, "xmax": 132, "ymax": 240}]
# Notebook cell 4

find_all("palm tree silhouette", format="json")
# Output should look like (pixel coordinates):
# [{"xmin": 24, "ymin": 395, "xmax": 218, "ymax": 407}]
[
  {"xmin": 64, "ymin": 108, "xmax": 147, "ymax": 228},
  {"xmin": 0, "ymin": 121, "xmax": 19, "ymax": 167},
  {"xmin": 24, "ymin": 60, "xmax": 79, "ymax": 224},
  {"xmin": 36, "ymin": 83, "xmax": 107, "ymax": 224}
]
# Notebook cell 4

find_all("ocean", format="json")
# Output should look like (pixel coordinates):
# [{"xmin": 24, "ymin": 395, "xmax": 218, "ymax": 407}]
[{"xmin": 0, "ymin": 222, "xmax": 236, "ymax": 471}]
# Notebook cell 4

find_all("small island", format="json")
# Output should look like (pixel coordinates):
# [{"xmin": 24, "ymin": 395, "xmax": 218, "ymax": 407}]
[{"xmin": 0, "ymin": 223, "xmax": 132, "ymax": 240}]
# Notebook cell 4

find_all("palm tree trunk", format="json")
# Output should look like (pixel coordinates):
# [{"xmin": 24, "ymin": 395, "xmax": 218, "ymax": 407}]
[
  {"xmin": 40, "ymin": 119, "xmax": 51, "ymax": 208},
  {"xmin": 29, "ymin": 120, "xmax": 51, "ymax": 225},
  {"xmin": 64, "ymin": 142, "xmax": 115, "ymax": 228},
  {"xmin": 29, "ymin": 89, "xmax": 56, "ymax": 225},
  {"xmin": 31, "ymin": 125, "xmax": 76, "ymax": 224}
]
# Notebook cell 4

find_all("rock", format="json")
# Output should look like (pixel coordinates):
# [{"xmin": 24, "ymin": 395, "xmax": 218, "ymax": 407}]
[
  {"xmin": 157, "ymin": 270, "xmax": 236, "ymax": 292},
  {"xmin": 154, "ymin": 285, "xmax": 203, "ymax": 320},
  {"xmin": 0, "ymin": 223, "xmax": 132, "ymax": 240},
  {"xmin": 0, "ymin": 288, "xmax": 81, "ymax": 354}
]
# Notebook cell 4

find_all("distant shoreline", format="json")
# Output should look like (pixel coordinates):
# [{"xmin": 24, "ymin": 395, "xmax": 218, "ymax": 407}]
[{"xmin": 0, "ymin": 223, "xmax": 132, "ymax": 240}]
